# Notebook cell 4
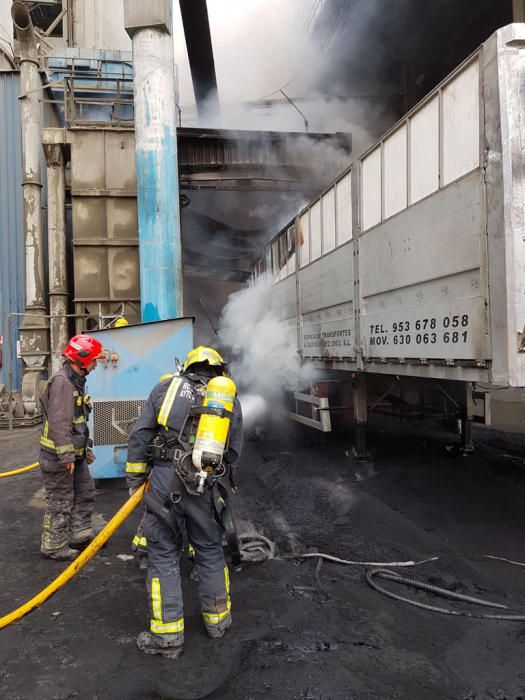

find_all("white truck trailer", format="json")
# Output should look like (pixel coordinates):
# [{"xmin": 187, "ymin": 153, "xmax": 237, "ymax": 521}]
[{"xmin": 251, "ymin": 24, "xmax": 525, "ymax": 456}]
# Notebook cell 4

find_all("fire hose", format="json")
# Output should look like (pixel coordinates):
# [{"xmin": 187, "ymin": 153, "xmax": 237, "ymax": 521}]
[
  {"xmin": 0, "ymin": 461, "xmax": 39, "ymax": 478},
  {"xmin": 0, "ymin": 482, "xmax": 147, "ymax": 630},
  {"xmin": 0, "ymin": 482, "xmax": 269, "ymax": 629}
]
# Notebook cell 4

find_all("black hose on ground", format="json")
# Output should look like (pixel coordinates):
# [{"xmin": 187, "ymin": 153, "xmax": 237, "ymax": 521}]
[
  {"xmin": 366, "ymin": 568, "xmax": 525, "ymax": 621},
  {"xmin": 237, "ymin": 534, "xmax": 525, "ymax": 621}
]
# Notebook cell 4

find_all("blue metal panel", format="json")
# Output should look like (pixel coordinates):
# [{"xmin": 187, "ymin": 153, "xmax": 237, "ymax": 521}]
[
  {"xmin": 48, "ymin": 51, "xmax": 134, "ymax": 90},
  {"xmin": 86, "ymin": 317, "xmax": 193, "ymax": 478},
  {"xmin": 0, "ymin": 72, "xmax": 24, "ymax": 390}
]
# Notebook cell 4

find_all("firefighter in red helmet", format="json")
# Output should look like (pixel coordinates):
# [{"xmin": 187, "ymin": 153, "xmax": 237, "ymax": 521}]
[{"xmin": 39, "ymin": 334, "xmax": 104, "ymax": 560}]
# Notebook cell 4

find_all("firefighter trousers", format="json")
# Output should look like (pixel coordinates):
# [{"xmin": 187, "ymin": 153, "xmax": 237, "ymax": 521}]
[
  {"xmin": 142, "ymin": 462, "xmax": 231, "ymax": 645},
  {"xmin": 39, "ymin": 452, "xmax": 96, "ymax": 553}
]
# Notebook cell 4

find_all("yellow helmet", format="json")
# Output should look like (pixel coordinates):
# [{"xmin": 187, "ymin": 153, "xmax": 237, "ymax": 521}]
[
  {"xmin": 114, "ymin": 316, "xmax": 128, "ymax": 328},
  {"xmin": 182, "ymin": 346, "xmax": 226, "ymax": 374}
]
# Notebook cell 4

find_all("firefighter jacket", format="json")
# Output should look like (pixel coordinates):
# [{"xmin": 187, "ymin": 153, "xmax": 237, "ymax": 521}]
[
  {"xmin": 40, "ymin": 364, "xmax": 91, "ymax": 464},
  {"xmin": 125, "ymin": 372, "xmax": 243, "ymax": 490}
]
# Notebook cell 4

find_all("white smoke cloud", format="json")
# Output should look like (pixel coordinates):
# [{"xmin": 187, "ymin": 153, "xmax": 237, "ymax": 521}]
[
  {"xmin": 173, "ymin": 1, "xmax": 313, "ymax": 106},
  {"xmin": 173, "ymin": 0, "xmax": 393, "ymax": 155},
  {"xmin": 218, "ymin": 273, "xmax": 316, "ymax": 424},
  {"xmin": 236, "ymin": 393, "xmax": 267, "ymax": 429},
  {"xmin": 185, "ymin": 93, "xmax": 387, "ymax": 160},
  {"xmin": 178, "ymin": 1, "xmax": 395, "ymax": 397},
  {"xmin": 312, "ymin": 479, "xmax": 359, "ymax": 515}
]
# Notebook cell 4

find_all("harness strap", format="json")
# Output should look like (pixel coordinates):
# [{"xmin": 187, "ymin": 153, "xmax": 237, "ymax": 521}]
[
  {"xmin": 189, "ymin": 406, "xmax": 234, "ymax": 420},
  {"xmin": 147, "ymin": 445, "xmax": 183, "ymax": 462},
  {"xmin": 143, "ymin": 492, "xmax": 181, "ymax": 535},
  {"xmin": 214, "ymin": 481, "xmax": 241, "ymax": 568}
]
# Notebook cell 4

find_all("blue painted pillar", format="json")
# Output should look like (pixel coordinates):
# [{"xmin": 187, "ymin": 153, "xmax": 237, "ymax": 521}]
[{"xmin": 125, "ymin": 1, "xmax": 183, "ymax": 321}]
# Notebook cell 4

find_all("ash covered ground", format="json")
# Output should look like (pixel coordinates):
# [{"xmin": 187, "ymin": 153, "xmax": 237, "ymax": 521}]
[{"xmin": 1, "ymin": 421, "xmax": 525, "ymax": 700}]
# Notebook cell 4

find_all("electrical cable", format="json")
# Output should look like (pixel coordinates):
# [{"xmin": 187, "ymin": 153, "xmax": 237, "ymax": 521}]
[
  {"xmin": 281, "ymin": 548, "xmax": 525, "ymax": 571},
  {"xmin": 0, "ymin": 461, "xmax": 39, "ymax": 478},
  {"xmin": 0, "ymin": 482, "xmax": 147, "ymax": 630},
  {"xmin": 284, "ymin": 551, "xmax": 439, "ymax": 567},
  {"xmin": 238, "ymin": 533, "xmax": 439, "ymax": 567},
  {"xmin": 480, "ymin": 554, "xmax": 525, "ymax": 567}
]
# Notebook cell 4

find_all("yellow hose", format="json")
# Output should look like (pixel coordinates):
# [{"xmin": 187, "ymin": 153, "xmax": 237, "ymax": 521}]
[
  {"xmin": 0, "ymin": 462, "xmax": 40, "ymax": 478},
  {"xmin": 0, "ymin": 482, "xmax": 147, "ymax": 630}
]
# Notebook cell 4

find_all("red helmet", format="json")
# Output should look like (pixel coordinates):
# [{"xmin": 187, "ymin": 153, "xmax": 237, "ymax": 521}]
[{"xmin": 62, "ymin": 335, "xmax": 104, "ymax": 369}]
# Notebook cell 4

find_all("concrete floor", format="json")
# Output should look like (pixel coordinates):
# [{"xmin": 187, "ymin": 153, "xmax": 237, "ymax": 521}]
[{"xmin": 1, "ymin": 421, "xmax": 525, "ymax": 699}]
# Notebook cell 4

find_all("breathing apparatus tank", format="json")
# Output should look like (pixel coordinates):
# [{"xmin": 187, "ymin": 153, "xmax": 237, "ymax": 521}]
[{"xmin": 192, "ymin": 376, "xmax": 236, "ymax": 491}]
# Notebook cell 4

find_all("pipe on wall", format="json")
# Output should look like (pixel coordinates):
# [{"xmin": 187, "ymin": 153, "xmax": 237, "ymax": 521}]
[
  {"xmin": 43, "ymin": 141, "xmax": 68, "ymax": 375},
  {"xmin": 125, "ymin": 0, "xmax": 183, "ymax": 322},
  {"xmin": 11, "ymin": 1, "xmax": 48, "ymax": 414}
]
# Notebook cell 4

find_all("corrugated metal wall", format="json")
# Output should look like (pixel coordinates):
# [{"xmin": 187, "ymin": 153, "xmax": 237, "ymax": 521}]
[
  {"xmin": 0, "ymin": 72, "xmax": 25, "ymax": 390},
  {"xmin": 72, "ymin": 0, "xmax": 131, "ymax": 52},
  {"xmin": 69, "ymin": 129, "xmax": 140, "ymax": 331}
]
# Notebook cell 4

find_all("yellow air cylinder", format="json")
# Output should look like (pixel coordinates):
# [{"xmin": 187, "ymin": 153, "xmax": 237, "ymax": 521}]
[{"xmin": 192, "ymin": 375, "xmax": 236, "ymax": 470}]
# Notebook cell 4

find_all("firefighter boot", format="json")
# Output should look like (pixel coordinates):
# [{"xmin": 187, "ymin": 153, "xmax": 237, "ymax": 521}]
[
  {"xmin": 136, "ymin": 631, "xmax": 183, "ymax": 659},
  {"xmin": 41, "ymin": 545, "xmax": 79, "ymax": 561},
  {"xmin": 205, "ymin": 612, "xmax": 232, "ymax": 639},
  {"xmin": 41, "ymin": 513, "xmax": 78, "ymax": 560}
]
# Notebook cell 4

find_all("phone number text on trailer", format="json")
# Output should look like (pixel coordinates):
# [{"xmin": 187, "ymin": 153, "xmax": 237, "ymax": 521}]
[{"xmin": 368, "ymin": 315, "xmax": 471, "ymax": 347}]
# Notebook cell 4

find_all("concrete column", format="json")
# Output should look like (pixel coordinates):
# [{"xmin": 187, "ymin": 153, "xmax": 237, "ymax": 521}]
[
  {"xmin": 43, "ymin": 138, "xmax": 68, "ymax": 375},
  {"xmin": 11, "ymin": 1, "xmax": 49, "ymax": 415},
  {"xmin": 125, "ymin": 0, "xmax": 183, "ymax": 322}
]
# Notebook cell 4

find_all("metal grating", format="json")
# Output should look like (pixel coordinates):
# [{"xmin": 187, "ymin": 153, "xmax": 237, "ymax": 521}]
[{"xmin": 92, "ymin": 399, "xmax": 146, "ymax": 446}]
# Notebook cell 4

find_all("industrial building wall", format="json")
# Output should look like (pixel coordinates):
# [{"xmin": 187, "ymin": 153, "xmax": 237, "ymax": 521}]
[
  {"xmin": 69, "ymin": 129, "xmax": 140, "ymax": 331},
  {"xmin": 72, "ymin": 0, "xmax": 130, "ymax": 51},
  {"xmin": 0, "ymin": 72, "xmax": 24, "ymax": 390},
  {"xmin": 0, "ymin": 0, "xmax": 130, "ymax": 53},
  {"xmin": 0, "ymin": 2, "xmax": 14, "ymax": 68}
]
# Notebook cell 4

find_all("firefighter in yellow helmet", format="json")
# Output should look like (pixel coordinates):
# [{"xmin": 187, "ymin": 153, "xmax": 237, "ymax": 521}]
[{"xmin": 126, "ymin": 346, "xmax": 243, "ymax": 658}]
